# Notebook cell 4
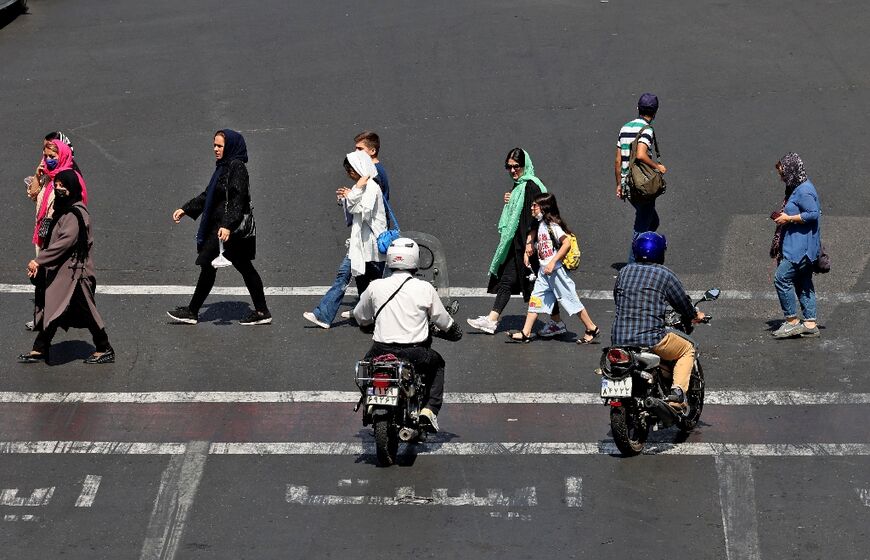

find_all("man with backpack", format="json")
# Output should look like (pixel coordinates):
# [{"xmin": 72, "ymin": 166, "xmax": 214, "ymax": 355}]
[{"xmin": 614, "ymin": 93, "xmax": 667, "ymax": 263}]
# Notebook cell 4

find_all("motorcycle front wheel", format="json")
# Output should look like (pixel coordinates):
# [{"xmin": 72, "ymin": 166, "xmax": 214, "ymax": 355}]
[
  {"xmin": 678, "ymin": 360, "xmax": 705, "ymax": 432},
  {"xmin": 373, "ymin": 416, "xmax": 399, "ymax": 467},
  {"xmin": 610, "ymin": 404, "xmax": 648, "ymax": 456}
]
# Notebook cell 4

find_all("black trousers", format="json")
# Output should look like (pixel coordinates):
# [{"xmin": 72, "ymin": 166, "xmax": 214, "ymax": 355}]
[
  {"xmin": 189, "ymin": 260, "xmax": 268, "ymax": 314},
  {"xmin": 354, "ymin": 261, "xmax": 385, "ymax": 296},
  {"xmin": 365, "ymin": 341, "xmax": 445, "ymax": 414},
  {"xmin": 33, "ymin": 319, "xmax": 110, "ymax": 354}
]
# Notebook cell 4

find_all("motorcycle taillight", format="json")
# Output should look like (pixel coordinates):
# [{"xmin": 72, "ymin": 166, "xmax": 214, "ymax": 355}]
[
  {"xmin": 607, "ymin": 348, "xmax": 631, "ymax": 364},
  {"xmin": 372, "ymin": 372, "xmax": 391, "ymax": 389}
]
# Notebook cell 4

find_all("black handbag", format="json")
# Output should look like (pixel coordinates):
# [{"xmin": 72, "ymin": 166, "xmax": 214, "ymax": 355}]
[
  {"xmin": 813, "ymin": 243, "xmax": 830, "ymax": 274},
  {"xmin": 225, "ymin": 183, "xmax": 256, "ymax": 240}
]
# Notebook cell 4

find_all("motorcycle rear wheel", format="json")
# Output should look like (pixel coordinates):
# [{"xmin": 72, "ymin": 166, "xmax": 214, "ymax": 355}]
[
  {"xmin": 610, "ymin": 405, "xmax": 648, "ymax": 456},
  {"xmin": 374, "ymin": 417, "xmax": 399, "ymax": 467},
  {"xmin": 678, "ymin": 361, "xmax": 705, "ymax": 432}
]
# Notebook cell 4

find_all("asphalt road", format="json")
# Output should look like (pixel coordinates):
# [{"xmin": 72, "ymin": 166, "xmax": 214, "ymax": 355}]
[{"xmin": 2, "ymin": 1, "xmax": 869, "ymax": 559}]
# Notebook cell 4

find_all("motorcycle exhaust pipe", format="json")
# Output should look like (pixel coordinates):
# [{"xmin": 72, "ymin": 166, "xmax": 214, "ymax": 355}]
[
  {"xmin": 643, "ymin": 397, "xmax": 679, "ymax": 427},
  {"xmin": 399, "ymin": 428, "xmax": 419, "ymax": 442}
]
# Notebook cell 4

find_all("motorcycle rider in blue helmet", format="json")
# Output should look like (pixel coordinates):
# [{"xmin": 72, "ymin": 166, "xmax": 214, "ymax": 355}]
[{"xmin": 611, "ymin": 232, "xmax": 705, "ymax": 408}]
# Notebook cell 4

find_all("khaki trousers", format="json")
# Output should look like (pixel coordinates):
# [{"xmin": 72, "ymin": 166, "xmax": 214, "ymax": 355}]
[{"xmin": 651, "ymin": 332, "xmax": 695, "ymax": 393}]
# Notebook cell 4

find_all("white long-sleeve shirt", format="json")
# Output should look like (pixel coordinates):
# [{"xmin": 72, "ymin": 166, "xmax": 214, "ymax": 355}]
[
  {"xmin": 344, "ymin": 181, "xmax": 386, "ymax": 276},
  {"xmin": 353, "ymin": 271, "xmax": 454, "ymax": 344}
]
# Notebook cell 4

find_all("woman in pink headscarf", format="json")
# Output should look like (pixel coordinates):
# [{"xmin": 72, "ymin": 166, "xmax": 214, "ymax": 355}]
[{"xmin": 31, "ymin": 139, "xmax": 88, "ymax": 251}]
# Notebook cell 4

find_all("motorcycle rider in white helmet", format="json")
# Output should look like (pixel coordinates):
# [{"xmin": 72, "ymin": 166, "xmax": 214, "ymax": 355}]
[{"xmin": 353, "ymin": 238, "xmax": 462, "ymax": 432}]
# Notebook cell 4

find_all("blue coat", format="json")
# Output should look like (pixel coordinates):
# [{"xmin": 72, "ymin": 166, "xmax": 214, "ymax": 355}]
[{"xmin": 782, "ymin": 180, "xmax": 821, "ymax": 263}]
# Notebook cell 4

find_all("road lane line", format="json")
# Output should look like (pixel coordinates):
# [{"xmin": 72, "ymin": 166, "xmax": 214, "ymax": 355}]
[
  {"xmin": 74, "ymin": 475, "xmax": 102, "ymax": 508},
  {"xmin": 858, "ymin": 488, "xmax": 870, "ymax": 507},
  {"xmin": 3, "ymin": 441, "xmax": 870, "ymax": 456},
  {"xmin": 716, "ymin": 456, "xmax": 762, "ymax": 560},
  {"xmin": 564, "ymin": 477, "xmax": 582, "ymax": 508},
  {"xmin": 139, "ymin": 441, "xmax": 209, "ymax": 560},
  {"xmin": 0, "ymin": 486, "xmax": 55, "ymax": 506},
  {"xmin": 0, "ymin": 283, "xmax": 867, "ymax": 302},
  {"xmin": 1, "ymin": 390, "xmax": 869, "ymax": 405}
]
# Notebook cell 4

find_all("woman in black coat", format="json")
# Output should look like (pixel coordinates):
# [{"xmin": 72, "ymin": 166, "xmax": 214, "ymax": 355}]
[{"xmin": 167, "ymin": 129, "xmax": 271, "ymax": 325}]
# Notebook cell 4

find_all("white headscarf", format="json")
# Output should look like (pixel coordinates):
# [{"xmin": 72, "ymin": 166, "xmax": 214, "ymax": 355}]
[{"xmin": 344, "ymin": 151, "xmax": 386, "ymax": 275}]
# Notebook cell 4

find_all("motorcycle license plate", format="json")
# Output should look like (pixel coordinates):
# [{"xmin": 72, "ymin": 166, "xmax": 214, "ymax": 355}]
[
  {"xmin": 366, "ymin": 387, "xmax": 398, "ymax": 406},
  {"xmin": 600, "ymin": 377, "xmax": 632, "ymax": 398}
]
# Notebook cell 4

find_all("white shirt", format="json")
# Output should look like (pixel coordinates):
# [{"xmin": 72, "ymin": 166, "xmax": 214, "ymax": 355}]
[
  {"xmin": 353, "ymin": 271, "xmax": 454, "ymax": 344},
  {"xmin": 535, "ymin": 221, "xmax": 566, "ymax": 268}
]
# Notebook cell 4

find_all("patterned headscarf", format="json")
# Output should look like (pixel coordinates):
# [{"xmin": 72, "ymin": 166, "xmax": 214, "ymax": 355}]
[{"xmin": 778, "ymin": 152, "xmax": 807, "ymax": 190}]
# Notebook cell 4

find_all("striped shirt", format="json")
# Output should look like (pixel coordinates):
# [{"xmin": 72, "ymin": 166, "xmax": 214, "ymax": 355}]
[
  {"xmin": 616, "ymin": 118, "xmax": 655, "ymax": 182},
  {"xmin": 611, "ymin": 263, "xmax": 695, "ymax": 348}
]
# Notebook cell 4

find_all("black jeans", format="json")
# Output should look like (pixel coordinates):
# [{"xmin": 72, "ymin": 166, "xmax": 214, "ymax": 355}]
[
  {"xmin": 189, "ymin": 260, "xmax": 268, "ymax": 314},
  {"xmin": 365, "ymin": 341, "xmax": 445, "ymax": 414}
]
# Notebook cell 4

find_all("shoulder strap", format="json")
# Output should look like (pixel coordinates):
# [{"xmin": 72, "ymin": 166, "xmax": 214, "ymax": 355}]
[
  {"xmin": 546, "ymin": 223, "xmax": 562, "ymax": 251},
  {"xmin": 629, "ymin": 124, "xmax": 660, "ymax": 165},
  {"xmin": 374, "ymin": 276, "xmax": 413, "ymax": 322},
  {"xmin": 382, "ymin": 197, "xmax": 398, "ymax": 229}
]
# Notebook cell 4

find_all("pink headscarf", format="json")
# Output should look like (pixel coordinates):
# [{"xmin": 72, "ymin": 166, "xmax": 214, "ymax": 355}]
[{"xmin": 33, "ymin": 140, "xmax": 88, "ymax": 245}]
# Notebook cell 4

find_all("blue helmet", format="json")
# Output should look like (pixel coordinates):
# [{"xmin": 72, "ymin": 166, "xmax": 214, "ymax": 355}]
[{"xmin": 632, "ymin": 232, "xmax": 667, "ymax": 264}]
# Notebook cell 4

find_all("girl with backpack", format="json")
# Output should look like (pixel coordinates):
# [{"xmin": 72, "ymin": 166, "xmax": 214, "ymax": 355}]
[{"xmin": 506, "ymin": 193, "xmax": 600, "ymax": 344}]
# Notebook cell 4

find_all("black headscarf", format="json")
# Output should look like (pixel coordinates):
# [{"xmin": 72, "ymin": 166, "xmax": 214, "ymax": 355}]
[
  {"xmin": 778, "ymin": 152, "xmax": 808, "ymax": 192},
  {"xmin": 49, "ymin": 169, "xmax": 89, "ymax": 262},
  {"xmin": 196, "ymin": 129, "xmax": 249, "ymax": 247}
]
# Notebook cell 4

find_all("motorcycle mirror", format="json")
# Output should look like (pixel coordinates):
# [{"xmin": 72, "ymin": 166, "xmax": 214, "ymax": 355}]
[{"xmin": 704, "ymin": 288, "xmax": 721, "ymax": 301}]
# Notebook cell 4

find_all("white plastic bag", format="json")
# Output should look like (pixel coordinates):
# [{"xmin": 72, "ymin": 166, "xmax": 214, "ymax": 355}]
[{"xmin": 211, "ymin": 240, "xmax": 232, "ymax": 269}]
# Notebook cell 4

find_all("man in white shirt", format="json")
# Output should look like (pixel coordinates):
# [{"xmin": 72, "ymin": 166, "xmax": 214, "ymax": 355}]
[{"xmin": 353, "ymin": 238, "xmax": 462, "ymax": 432}]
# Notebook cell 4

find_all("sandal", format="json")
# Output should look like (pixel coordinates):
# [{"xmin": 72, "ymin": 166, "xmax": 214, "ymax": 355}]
[
  {"xmin": 505, "ymin": 330, "xmax": 536, "ymax": 343},
  {"xmin": 577, "ymin": 326, "xmax": 601, "ymax": 344}
]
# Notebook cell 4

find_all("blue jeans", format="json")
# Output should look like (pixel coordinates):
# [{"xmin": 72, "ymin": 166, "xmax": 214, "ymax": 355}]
[
  {"xmin": 774, "ymin": 257, "xmax": 816, "ymax": 320},
  {"xmin": 627, "ymin": 199, "xmax": 660, "ymax": 263},
  {"xmin": 313, "ymin": 255, "xmax": 353, "ymax": 324}
]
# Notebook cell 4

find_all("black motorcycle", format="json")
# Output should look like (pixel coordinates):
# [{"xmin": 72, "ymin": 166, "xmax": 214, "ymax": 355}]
[
  {"xmin": 597, "ymin": 288, "xmax": 720, "ymax": 456},
  {"xmin": 354, "ymin": 300, "xmax": 460, "ymax": 467}
]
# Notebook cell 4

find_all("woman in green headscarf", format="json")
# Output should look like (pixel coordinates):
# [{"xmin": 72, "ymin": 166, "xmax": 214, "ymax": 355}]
[{"xmin": 467, "ymin": 148, "xmax": 559, "ymax": 335}]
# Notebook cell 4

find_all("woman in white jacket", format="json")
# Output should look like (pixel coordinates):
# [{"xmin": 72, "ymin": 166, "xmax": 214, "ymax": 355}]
[{"xmin": 337, "ymin": 150, "xmax": 387, "ymax": 295}]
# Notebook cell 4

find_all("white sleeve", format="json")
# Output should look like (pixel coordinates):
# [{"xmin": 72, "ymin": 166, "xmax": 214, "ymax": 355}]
[
  {"xmin": 427, "ymin": 286, "xmax": 453, "ymax": 331},
  {"xmin": 353, "ymin": 286, "xmax": 376, "ymax": 326}
]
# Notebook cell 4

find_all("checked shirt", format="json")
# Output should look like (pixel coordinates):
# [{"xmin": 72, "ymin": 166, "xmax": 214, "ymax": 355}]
[{"xmin": 611, "ymin": 262, "xmax": 695, "ymax": 348}]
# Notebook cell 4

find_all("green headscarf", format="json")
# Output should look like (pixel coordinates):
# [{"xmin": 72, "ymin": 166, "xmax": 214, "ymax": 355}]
[{"xmin": 488, "ymin": 150, "xmax": 547, "ymax": 276}]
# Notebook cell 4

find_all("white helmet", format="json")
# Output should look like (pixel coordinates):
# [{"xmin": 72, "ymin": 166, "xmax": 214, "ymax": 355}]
[{"xmin": 386, "ymin": 238, "xmax": 419, "ymax": 270}]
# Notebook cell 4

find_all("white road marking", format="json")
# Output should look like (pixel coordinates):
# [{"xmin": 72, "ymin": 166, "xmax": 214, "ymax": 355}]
[
  {"xmin": 138, "ymin": 441, "xmax": 209, "ymax": 560},
  {"xmin": 4, "ymin": 514, "xmax": 38, "ymax": 522},
  {"xmin": 565, "ymin": 477, "xmax": 582, "ymax": 508},
  {"xmin": 0, "ymin": 486, "xmax": 55, "ymax": 506},
  {"xmin": 2, "ymin": 441, "xmax": 869, "ymax": 456},
  {"xmin": 1, "ymin": 390, "xmax": 869, "ymax": 405},
  {"xmin": 74, "ymin": 475, "xmax": 102, "ymax": 508},
  {"xmin": 286, "ymin": 484, "xmax": 536, "ymax": 507},
  {"xmin": 715, "ymin": 456, "xmax": 761, "ymax": 560},
  {"xmin": 858, "ymin": 487, "xmax": 870, "ymax": 507},
  {"xmin": 0, "ymin": 283, "xmax": 867, "ymax": 302}
]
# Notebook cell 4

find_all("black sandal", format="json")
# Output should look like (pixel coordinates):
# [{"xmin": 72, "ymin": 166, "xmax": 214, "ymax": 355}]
[
  {"xmin": 505, "ymin": 330, "xmax": 536, "ymax": 343},
  {"xmin": 17, "ymin": 351, "xmax": 48, "ymax": 364},
  {"xmin": 83, "ymin": 349, "xmax": 115, "ymax": 364},
  {"xmin": 577, "ymin": 326, "xmax": 601, "ymax": 344}
]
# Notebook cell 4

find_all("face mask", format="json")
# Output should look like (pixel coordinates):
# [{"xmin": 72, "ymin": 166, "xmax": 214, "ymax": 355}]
[
  {"xmin": 534, "ymin": 212, "xmax": 544, "ymax": 221},
  {"xmin": 45, "ymin": 158, "xmax": 59, "ymax": 170}
]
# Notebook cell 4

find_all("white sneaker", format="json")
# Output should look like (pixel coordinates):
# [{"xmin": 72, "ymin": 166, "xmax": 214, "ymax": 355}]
[
  {"xmin": 419, "ymin": 408, "xmax": 439, "ymax": 433},
  {"xmin": 340, "ymin": 310, "xmax": 353, "ymax": 320},
  {"xmin": 302, "ymin": 312, "xmax": 330, "ymax": 329},
  {"xmin": 24, "ymin": 320, "xmax": 34, "ymax": 331},
  {"xmin": 537, "ymin": 320, "xmax": 567, "ymax": 338},
  {"xmin": 466, "ymin": 316, "xmax": 497, "ymax": 334}
]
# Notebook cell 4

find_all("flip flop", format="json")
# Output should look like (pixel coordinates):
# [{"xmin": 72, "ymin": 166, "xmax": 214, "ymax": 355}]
[
  {"xmin": 505, "ymin": 330, "xmax": 536, "ymax": 343},
  {"xmin": 577, "ymin": 326, "xmax": 601, "ymax": 344}
]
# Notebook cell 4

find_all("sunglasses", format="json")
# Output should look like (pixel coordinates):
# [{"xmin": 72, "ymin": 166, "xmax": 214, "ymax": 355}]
[{"xmin": 505, "ymin": 164, "xmax": 522, "ymax": 171}]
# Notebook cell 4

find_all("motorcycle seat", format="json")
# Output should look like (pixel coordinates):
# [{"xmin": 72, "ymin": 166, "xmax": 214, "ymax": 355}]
[{"xmin": 635, "ymin": 352, "xmax": 661, "ymax": 369}]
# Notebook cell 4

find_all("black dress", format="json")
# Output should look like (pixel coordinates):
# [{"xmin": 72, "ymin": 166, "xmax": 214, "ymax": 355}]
[
  {"xmin": 182, "ymin": 159, "xmax": 256, "ymax": 265},
  {"xmin": 486, "ymin": 181, "xmax": 544, "ymax": 302}
]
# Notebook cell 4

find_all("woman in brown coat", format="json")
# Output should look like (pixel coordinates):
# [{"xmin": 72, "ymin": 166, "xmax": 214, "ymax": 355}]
[{"xmin": 19, "ymin": 170, "xmax": 114, "ymax": 365}]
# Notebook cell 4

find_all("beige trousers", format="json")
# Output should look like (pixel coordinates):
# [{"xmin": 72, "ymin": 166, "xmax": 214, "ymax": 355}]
[{"xmin": 651, "ymin": 332, "xmax": 695, "ymax": 392}]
